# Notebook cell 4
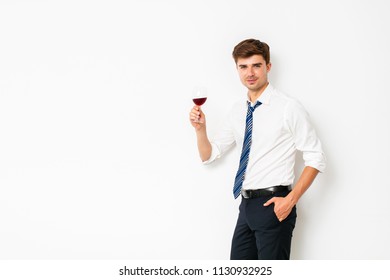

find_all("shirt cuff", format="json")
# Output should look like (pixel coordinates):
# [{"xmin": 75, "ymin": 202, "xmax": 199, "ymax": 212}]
[
  {"xmin": 304, "ymin": 153, "xmax": 327, "ymax": 173},
  {"xmin": 202, "ymin": 142, "xmax": 221, "ymax": 165}
]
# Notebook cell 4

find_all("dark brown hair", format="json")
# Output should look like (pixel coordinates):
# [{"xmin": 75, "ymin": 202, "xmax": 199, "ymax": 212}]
[{"xmin": 232, "ymin": 38, "xmax": 270, "ymax": 64}]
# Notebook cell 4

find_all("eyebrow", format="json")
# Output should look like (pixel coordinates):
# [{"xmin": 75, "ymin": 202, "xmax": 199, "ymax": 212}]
[{"xmin": 238, "ymin": 62, "xmax": 263, "ymax": 68}]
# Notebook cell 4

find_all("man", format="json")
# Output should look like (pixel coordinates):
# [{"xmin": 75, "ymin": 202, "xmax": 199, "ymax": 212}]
[{"xmin": 189, "ymin": 38, "xmax": 326, "ymax": 260}]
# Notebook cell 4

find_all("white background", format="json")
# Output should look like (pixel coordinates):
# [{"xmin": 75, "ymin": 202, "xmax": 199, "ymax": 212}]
[{"xmin": 0, "ymin": 0, "xmax": 389, "ymax": 260}]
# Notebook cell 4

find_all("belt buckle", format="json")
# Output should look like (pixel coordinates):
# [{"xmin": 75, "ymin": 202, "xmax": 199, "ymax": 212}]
[{"xmin": 241, "ymin": 189, "xmax": 250, "ymax": 199}]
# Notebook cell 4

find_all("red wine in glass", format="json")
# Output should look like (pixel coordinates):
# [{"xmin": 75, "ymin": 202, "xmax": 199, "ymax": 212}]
[
  {"xmin": 192, "ymin": 86, "xmax": 207, "ymax": 123},
  {"xmin": 192, "ymin": 97, "xmax": 207, "ymax": 106},
  {"xmin": 192, "ymin": 86, "xmax": 208, "ymax": 106}
]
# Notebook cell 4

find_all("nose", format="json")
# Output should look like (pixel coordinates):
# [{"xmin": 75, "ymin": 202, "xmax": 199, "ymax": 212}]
[{"xmin": 248, "ymin": 66, "xmax": 255, "ymax": 76}]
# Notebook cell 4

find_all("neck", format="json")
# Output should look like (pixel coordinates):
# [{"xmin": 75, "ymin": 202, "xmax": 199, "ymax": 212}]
[{"xmin": 248, "ymin": 82, "xmax": 269, "ymax": 103}]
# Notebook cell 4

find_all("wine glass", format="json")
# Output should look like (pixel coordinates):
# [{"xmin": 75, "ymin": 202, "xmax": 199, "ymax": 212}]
[{"xmin": 192, "ymin": 86, "xmax": 208, "ymax": 123}]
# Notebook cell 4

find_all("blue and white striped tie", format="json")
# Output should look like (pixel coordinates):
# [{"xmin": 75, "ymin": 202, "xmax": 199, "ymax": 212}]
[{"xmin": 233, "ymin": 100, "xmax": 262, "ymax": 199}]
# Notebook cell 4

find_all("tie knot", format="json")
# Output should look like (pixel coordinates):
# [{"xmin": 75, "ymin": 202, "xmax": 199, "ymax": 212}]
[{"xmin": 247, "ymin": 101, "xmax": 262, "ymax": 112}]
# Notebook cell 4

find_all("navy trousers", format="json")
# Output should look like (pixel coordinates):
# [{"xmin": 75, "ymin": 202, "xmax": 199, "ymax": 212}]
[{"xmin": 230, "ymin": 190, "xmax": 297, "ymax": 260}]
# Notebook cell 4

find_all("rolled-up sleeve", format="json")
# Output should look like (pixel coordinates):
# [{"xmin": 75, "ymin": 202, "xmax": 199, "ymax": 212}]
[
  {"xmin": 202, "ymin": 142, "xmax": 222, "ymax": 165},
  {"xmin": 286, "ymin": 100, "xmax": 326, "ymax": 173},
  {"xmin": 202, "ymin": 115, "xmax": 236, "ymax": 165}
]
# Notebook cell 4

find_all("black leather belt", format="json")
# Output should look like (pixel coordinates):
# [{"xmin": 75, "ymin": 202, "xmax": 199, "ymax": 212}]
[{"xmin": 241, "ymin": 185, "xmax": 291, "ymax": 199}]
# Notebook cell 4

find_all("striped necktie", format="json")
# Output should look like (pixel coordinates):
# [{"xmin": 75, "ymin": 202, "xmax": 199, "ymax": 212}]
[{"xmin": 233, "ymin": 100, "xmax": 262, "ymax": 199}]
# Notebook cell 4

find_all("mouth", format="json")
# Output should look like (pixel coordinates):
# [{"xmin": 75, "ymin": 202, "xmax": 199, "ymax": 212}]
[{"xmin": 246, "ymin": 78, "xmax": 257, "ymax": 84}]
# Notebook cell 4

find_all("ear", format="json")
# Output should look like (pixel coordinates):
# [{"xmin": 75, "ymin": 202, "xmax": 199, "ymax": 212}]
[{"xmin": 266, "ymin": 62, "xmax": 272, "ymax": 72}]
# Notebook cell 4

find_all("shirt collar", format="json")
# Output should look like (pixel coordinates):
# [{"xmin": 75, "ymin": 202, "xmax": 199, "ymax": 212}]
[{"xmin": 247, "ymin": 82, "xmax": 274, "ymax": 106}]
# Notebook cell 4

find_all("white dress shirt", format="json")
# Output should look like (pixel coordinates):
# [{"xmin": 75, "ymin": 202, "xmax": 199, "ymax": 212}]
[{"xmin": 204, "ymin": 83, "xmax": 326, "ymax": 190}]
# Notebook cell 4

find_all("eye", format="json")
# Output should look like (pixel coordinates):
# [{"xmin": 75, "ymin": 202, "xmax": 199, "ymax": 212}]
[{"xmin": 254, "ymin": 64, "xmax": 262, "ymax": 68}]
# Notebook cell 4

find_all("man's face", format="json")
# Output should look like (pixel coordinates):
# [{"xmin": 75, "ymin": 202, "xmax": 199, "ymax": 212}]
[{"xmin": 236, "ymin": 55, "xmax": 271, "ymax": 93}]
